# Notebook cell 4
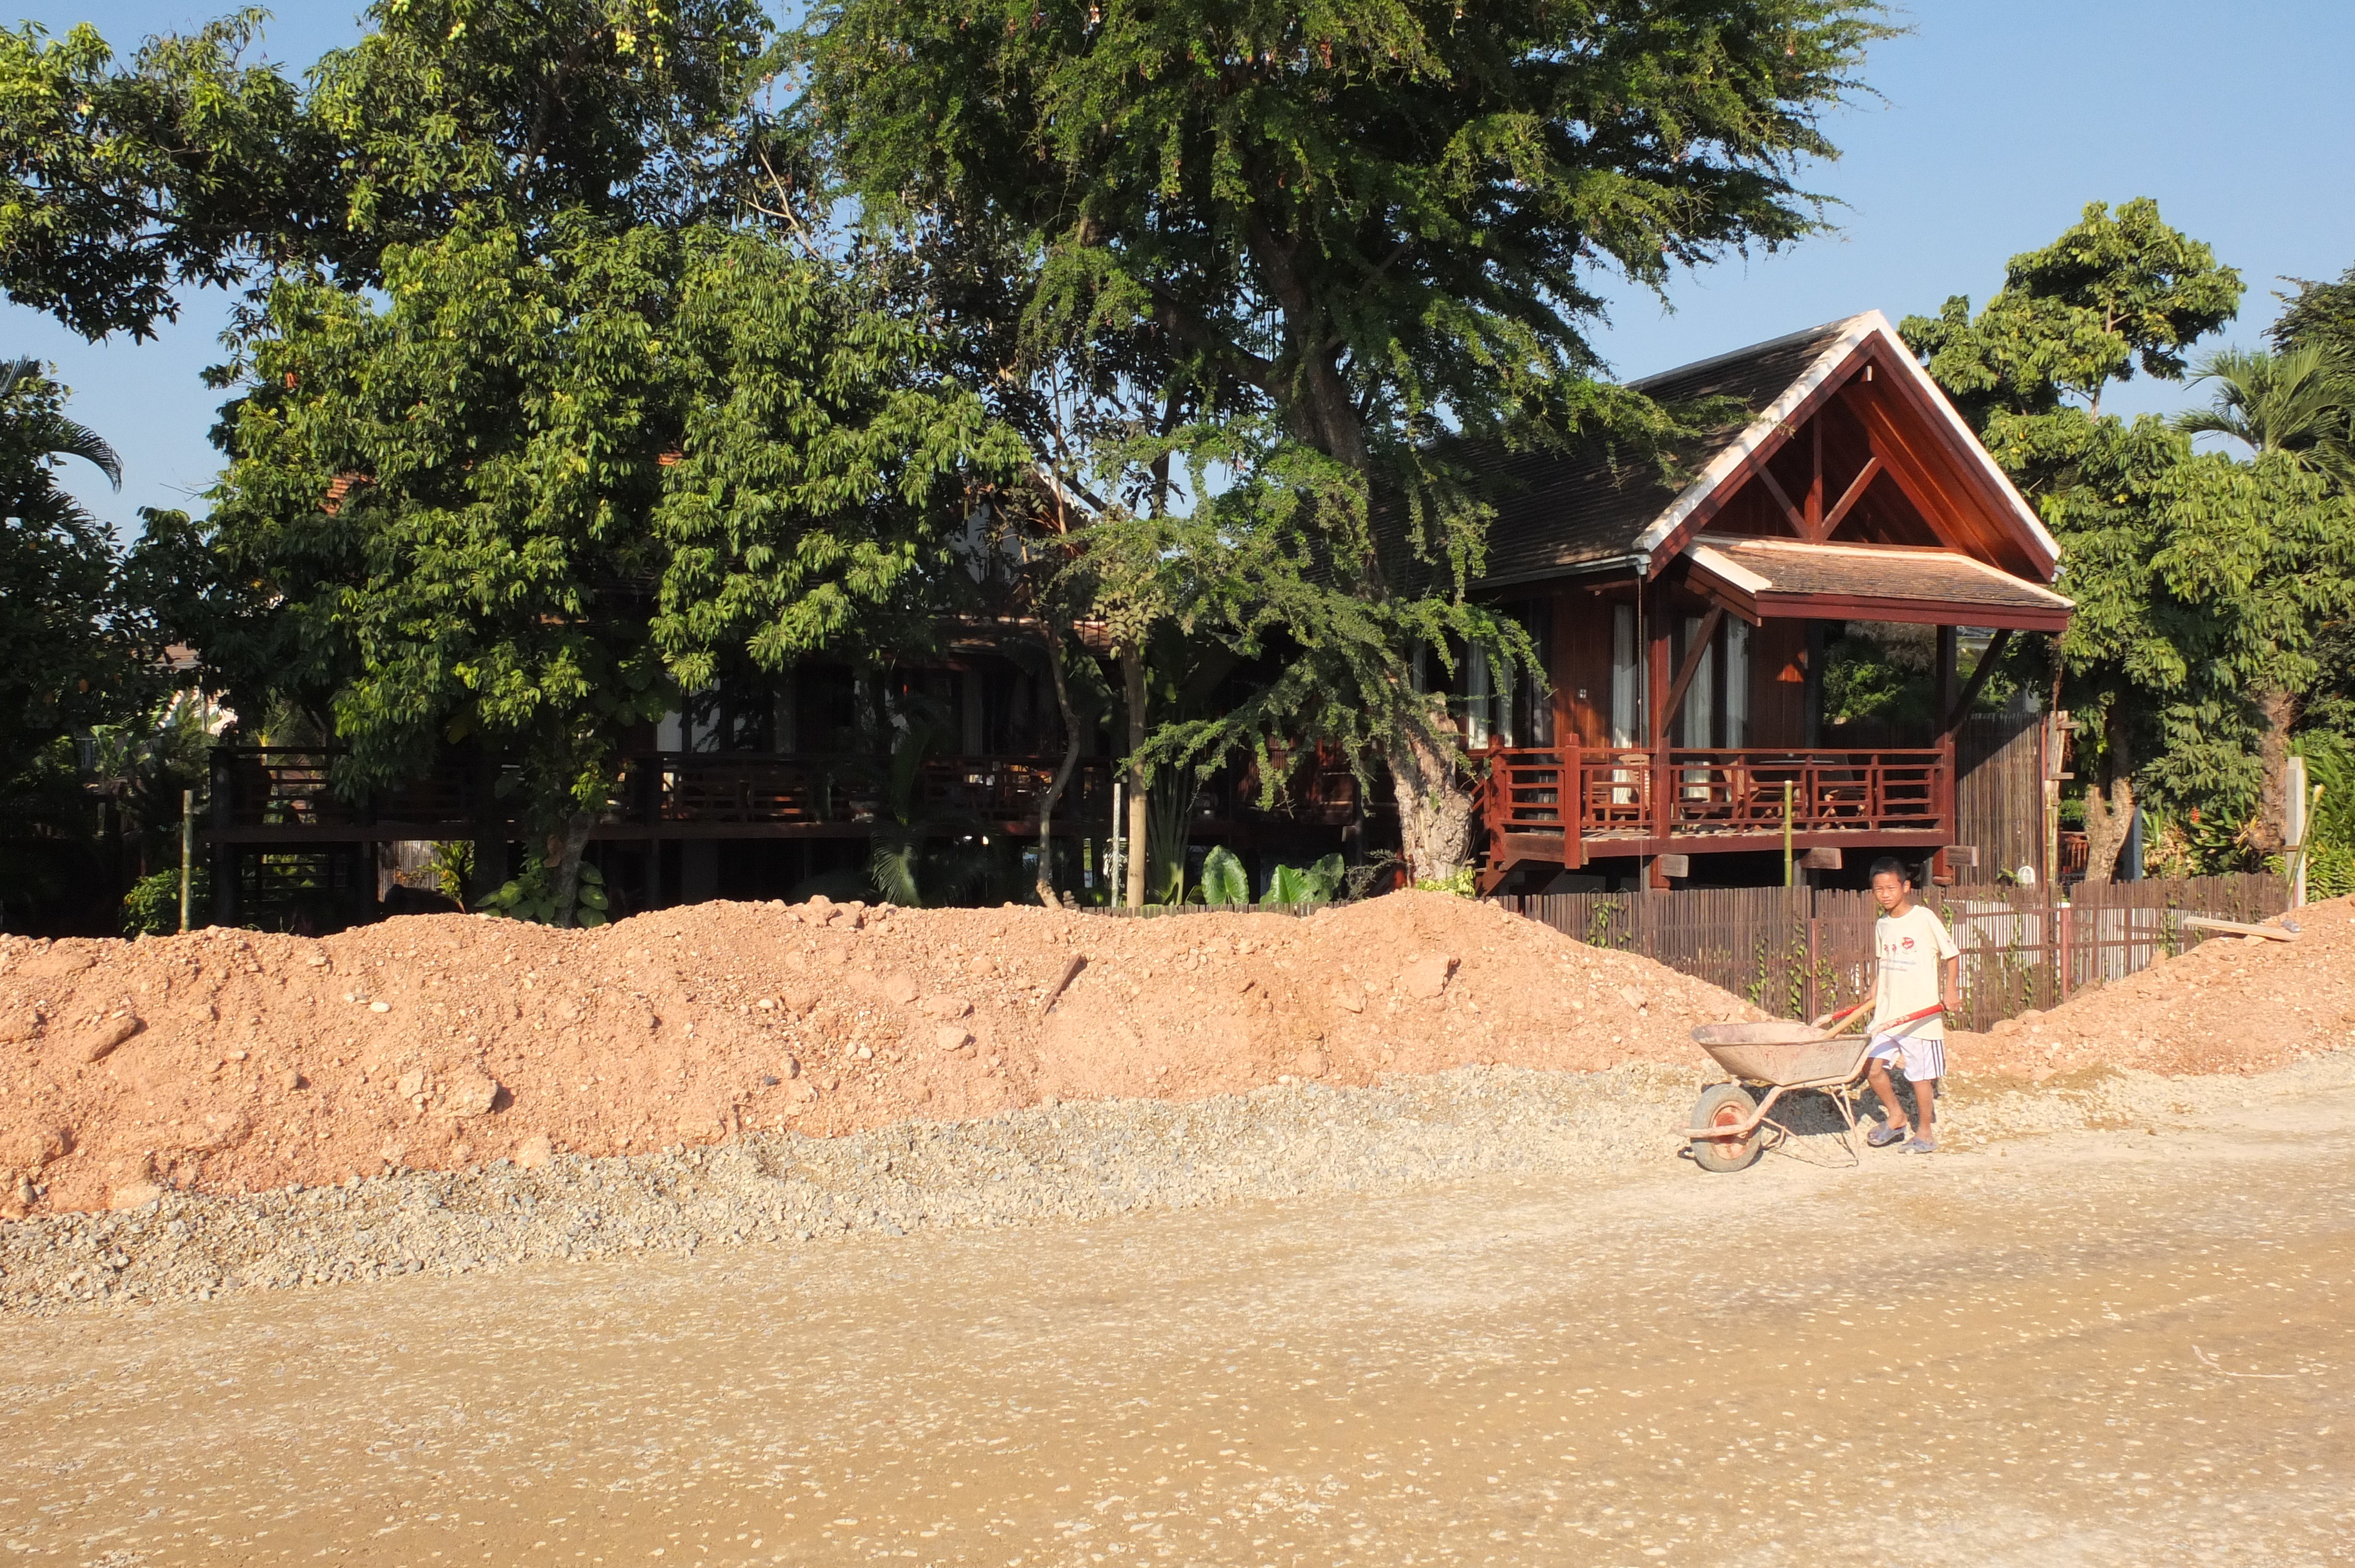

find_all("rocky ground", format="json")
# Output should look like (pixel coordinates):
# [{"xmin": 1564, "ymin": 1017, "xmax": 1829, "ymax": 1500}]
[
  {"xmin": 12, "ymin": 1049, "xmax": 2353, "ymax": 1318},
  {"xmin": 9, "ymin": 1055, "xmax": 2353, "ymax": 1566}
]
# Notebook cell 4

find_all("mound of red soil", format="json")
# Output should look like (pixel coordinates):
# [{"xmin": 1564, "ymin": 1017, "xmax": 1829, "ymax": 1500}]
[
  {"xmin": 1950, "ymin": 895, "xmax": 2355, "ymax": 1079},
  {"xmin": 0, "ymin": 891, "xmax": 1767, "ymax": 1215}
]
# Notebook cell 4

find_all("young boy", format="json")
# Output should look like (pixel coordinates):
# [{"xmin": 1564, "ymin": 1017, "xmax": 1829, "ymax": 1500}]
[{"xmin": 1859, "ymin": 855, "xmax": 1960, "ymax": 1153}]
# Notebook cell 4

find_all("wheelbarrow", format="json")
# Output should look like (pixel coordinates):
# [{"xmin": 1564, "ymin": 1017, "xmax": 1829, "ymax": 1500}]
[{"xmin": 1678, "ymin": 1001, "xmax": 1943, "ymax": 1172}]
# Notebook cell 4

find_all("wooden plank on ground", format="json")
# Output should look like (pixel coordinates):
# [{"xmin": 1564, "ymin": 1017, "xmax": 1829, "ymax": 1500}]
[{"xmin": 2180, "ymin": 915, "xmax": 2298, "ymax": 942}]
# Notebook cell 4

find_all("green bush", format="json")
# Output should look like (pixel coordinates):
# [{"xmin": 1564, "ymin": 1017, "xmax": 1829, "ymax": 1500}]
[
  {"xmin": 121, "ymin": 863, "xmax": 207, "ymax": 936},
  {"xmin": 1414, "ymin": 865, "xmax": 1478, "ymax": 898},
  {"xmin": 483, "ymin": 857, "xmax": 608, "ymax": 928}
]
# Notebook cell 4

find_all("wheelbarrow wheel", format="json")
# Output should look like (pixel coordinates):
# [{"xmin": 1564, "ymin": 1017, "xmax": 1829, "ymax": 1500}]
[{"xmin": 1690, "ymin": 1084, "xmax": 1763, "ymax": 1174}]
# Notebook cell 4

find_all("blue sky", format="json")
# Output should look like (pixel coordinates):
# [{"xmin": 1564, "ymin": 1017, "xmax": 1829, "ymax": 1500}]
[{"xmin": 9, "ymin": 0, "xmax": 2355, "ymax": 537}]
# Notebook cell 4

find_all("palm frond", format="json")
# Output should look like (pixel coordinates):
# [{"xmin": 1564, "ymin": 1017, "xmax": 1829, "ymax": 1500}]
[
  {"xmin": 36, "ymin": 415, "xmax": 123, "ymax": 490},
  {"xmin": 2, "ymin": 358, "xmax": 124, "ymax": 488},
  {"xmin": 2175, "ymin": 343, "xmax": 2355, "ymax": 465}
]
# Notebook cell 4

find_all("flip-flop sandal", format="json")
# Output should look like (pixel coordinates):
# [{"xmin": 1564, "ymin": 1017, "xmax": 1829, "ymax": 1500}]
[
  {"xmin": 1903, "ymin": 1136, "xmax": 1938, "ymax": 1154},
  {"xmin": 1865, "ymin": 1125, "xmax": 1908, "ymax": 1148}
]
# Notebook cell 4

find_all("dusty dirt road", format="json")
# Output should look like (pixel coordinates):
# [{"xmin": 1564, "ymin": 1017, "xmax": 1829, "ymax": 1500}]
[{"xmin": 8, "ymin": 1085, "xmax": 2353, "ymax": 1567}]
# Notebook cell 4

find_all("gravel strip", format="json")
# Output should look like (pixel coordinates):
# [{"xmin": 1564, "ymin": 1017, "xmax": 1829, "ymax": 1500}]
[{"xmin": 9, "ymin": 1054, "xmax": 2353, "ymax": 1318}]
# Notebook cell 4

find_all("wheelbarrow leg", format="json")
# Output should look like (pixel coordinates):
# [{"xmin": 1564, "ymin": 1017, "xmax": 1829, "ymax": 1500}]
[{"xmin": 1829, "ymin": 1082, "xmax": 1865, "ymax": 1167}]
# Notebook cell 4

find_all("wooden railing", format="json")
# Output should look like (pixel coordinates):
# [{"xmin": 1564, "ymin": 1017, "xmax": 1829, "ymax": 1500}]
[
  {"xmin": 648, "ymin": 752, "xmax": 1111, "ymax": 826},
  {"xmin": 209, "ymin": 747, "xmax": 1113, "ymax": 836},
  {"xmin": 210, "ymin": 748, "xmax": 480, "ymax": 830},
  {"xmin": 1482, "ymin": 739, "xmax": 1956, "ymax": 869}
]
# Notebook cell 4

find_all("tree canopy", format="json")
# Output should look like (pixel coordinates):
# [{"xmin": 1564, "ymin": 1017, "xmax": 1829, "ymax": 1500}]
[
  {"xmin": 0, "ymin": 1, "xmax": 777, "ymax": 343},
  {"xmin": 1908, "ymin": 201, "xmax": 2355, "ymax": 880},
  {"xmin": 794, "ymin": 0, "xmax": 1893, "ymax": 877}
]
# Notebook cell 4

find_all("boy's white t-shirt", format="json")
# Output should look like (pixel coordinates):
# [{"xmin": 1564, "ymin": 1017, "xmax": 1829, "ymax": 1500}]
[{"xmin": 1873, "ymin": 902, "xmax": 1959, "ymax": 1039}]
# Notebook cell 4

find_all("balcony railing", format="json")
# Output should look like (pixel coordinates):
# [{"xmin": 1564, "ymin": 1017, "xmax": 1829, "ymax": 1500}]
[
  {"xmin": 208, "ymin": 748, "xmax": 1113, "ymax": 839},
  {"xmin": 647, "ymin": 752, "xmax": 1110, "ymax": 827},
  {"xmin": 1482, "ymin": 739, "xmax": 1956, "ymax": 870}
]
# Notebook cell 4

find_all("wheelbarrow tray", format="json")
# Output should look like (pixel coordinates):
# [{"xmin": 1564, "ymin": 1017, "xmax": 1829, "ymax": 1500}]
[{"xmin": 1689, "ymin": 1022, "xmax": 1868, "ymax": 1089}]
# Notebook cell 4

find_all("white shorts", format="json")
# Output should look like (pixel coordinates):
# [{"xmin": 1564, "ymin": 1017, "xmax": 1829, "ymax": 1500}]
[{"xmin": 1866, "ymin": 1031, "xmax": 1946, "ymax": 1084}]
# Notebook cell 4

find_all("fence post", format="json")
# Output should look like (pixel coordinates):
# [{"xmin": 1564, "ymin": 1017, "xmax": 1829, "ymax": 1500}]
[{"xmin": 2057, "ymin": 901, "xmax": 2072, "ymax": 1004}]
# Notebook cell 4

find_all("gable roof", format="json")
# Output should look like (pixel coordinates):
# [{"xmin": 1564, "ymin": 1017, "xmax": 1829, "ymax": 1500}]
[{"xmin": 1474, "ymin": 311, "xmax": 2060, "ymax": 590}]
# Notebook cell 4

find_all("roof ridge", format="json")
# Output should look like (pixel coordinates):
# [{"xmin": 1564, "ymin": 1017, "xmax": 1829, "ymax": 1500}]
[{"xmin": 1624, "ymin": 314, "xmax": 1873, "ymax": 393}]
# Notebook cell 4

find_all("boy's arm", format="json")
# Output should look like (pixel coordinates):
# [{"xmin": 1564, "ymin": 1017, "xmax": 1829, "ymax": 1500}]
[{"xmin": 1941, "ymin": 952, "xmax": 1962, "ymax": 1015}]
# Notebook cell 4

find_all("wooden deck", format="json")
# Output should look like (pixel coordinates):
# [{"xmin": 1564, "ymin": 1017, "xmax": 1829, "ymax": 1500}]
[{"xmin": 1480, "ymin": 740, "xmax": 1956, "ymax": 883}]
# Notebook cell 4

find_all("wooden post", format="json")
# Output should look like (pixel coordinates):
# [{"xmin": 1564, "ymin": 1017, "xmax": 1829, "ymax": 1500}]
[
  {"xmin": 1939, "ymin": 732, "xmax": 1958, "ymax": 836},
  {"xmin": 1782, "ymin": 780, "xmax": 1793, "ymax": 886},
  {"xmin": 1648, "ymin": 586, "xmax": 1671, "ymax": 858},
  {"xmin": 1934, "ymin": 626, "xmax": 1959, "ymax": 737},
  {"xmin": 1563, "ymin": 737, "xmax": 1583, "ymax": 870},
  {"xmin": 208, "ymin": 746, "xmax": 238, "ymax": 927},
  {"xmin": 2057, "ymin": 902, "xmax": 2073, "ymax": 1004},
  {"xmin": 178, "ymin": 788, "xmax": 195, "ymax": 934}
]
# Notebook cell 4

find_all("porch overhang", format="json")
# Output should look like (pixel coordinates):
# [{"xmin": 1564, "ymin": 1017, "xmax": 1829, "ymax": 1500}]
[{"xmin": 1680, "ymin": 535, "xmax": 2072, "ymax": 633}]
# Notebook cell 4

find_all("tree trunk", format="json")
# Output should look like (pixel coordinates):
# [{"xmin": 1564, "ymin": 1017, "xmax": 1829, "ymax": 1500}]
[
  {"xmin": 2250, "ymin": 687, "xmax": 2298, "ymax": 856},
  {"xmin": 548, "ymin": 809, "xmax": 596, "ymax": 927},
  {"xmin": 1034, "ymin": 627, "xmax": 1084, "ymax": 908},
  {"xmin": 1385, "ymin": 719, "xmax": 1477, "ymax": 887},
  {"xmin": 2079, "ymin": 703, "xmax": 2134, "ymax": 888},
  {"xmin": 1121, "ymin": 645, "xmax": 1149, "ymax": 908},
  {"xmin": 1245, "ymin": 212, "xmax": 1485, "ymax": 879}
]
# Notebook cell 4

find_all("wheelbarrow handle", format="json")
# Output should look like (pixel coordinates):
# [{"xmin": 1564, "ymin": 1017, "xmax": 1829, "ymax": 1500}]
[{"xmin": 1809, "ymin": 997, "xmax": 1873, "ymax": 1032}]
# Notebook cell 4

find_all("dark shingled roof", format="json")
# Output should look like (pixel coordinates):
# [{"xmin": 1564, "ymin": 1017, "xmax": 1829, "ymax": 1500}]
[{"xmin": 1471, "ymin": 317, "xmax": 1856, "ymax": 589}]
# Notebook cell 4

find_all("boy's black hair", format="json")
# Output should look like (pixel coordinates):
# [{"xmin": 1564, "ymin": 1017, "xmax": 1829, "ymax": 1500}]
[{"xmin": 1866, "ymin": 855, "xmax": 1913, "ymax": 886}]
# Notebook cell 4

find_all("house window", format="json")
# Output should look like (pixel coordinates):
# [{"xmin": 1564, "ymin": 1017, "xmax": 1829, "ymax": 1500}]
[
  {"xmin": 1610, "ymin": 604, "xmax": 1639, "ymax": 748},
  {"xmin": 1681, "ymin": 616, "xmax": 1716, "ymax": 748},
  {"xmin": 1512, "ymin": 602, "xmax": 1552, "ymax": 746},
  {"xmin": 1465, "ymin": 645, "xmax": 1492, "ymax": 748},
  {"xmin": 1725, "ymin": 619, "xmax": 1751, "ymax": 748}
]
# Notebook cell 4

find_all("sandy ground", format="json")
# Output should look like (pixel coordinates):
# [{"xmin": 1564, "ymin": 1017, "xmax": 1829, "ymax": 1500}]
[{"xmin": 8, "ymin": 1066, "xmax": 2351, "ymax": 1566}]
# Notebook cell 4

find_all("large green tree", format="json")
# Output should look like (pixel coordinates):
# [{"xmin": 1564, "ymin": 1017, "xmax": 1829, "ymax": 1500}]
[
  {"xmin": 1905, "ymin": 199, "xmax": 2243, "ymax": 883},
  {"xmin": 207, "ymin": 215, "xmax": 1013, "ymax": 925},
  {"xmin": 0, "ymin": 1, "xmax": 774, "ymax": 343},
  {"xmin": 2166, "ymin": 346, "xmax": 2355, "ymax": 851},
  {"xmin": 794, "ymin": 0, "xmax": 1892, "ymax": 881}
]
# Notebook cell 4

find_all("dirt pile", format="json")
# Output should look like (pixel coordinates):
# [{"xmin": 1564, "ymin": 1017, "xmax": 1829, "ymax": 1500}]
[
  {"xmin": 1951, "ymin": 895, "xmax": 2355, "ymax": 1078},
  {"xmin": 0, "ymin": 891, "xmax": 1767, "ymax": 1215}
]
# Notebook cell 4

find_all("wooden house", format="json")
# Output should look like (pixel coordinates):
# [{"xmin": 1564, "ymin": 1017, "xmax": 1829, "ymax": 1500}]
[{"xmin": 1465, "ymin": 312, "xmax": 2072, "ymax": 892}]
